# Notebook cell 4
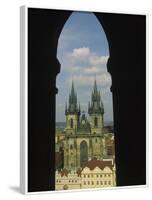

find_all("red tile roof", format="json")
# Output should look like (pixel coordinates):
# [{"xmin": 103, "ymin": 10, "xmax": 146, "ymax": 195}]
[
  {"xmin": 83, "ymin": 158, "xmax": 113, "ymax": 170},
  {"xmin": 60, "ymin": 168, "xmax": 69, "ymax": 177}
]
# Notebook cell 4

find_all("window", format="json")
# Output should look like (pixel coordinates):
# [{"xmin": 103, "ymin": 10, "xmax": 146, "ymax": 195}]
[
  {"xmin": 92, "ymin": 181, "xmax": 94, "ymax": 185},
  {"xmin": 88, "ymin": 181, "xmax": 90, "ymax": 185},
  {"xmin": 105, "ymin": 181, "xmax": 107, "ymax": 185},
  {"xmin": 108, "ymin": 181, "xmax": 111, "ymax": 185},
  {"xmin": 70, "ymin": 118, "xmax": 73, "ymax": 128},
  {"xmin": 94, "ymin": 117, "xmax": 98, "ymax": 127},
  {"xmin": 97, "ymin": 181, "xmax": 99, "ymax": 185},
  {"xmin": 88, "ymin": 174, "xmax": 90, "ymax": 178},
  {"xmin": 100, "ymin": 181, "xmax": 103, "ymax": 185},
  {"xmin": 84, "ymin": 181, "xmax": 86, "ymax": 185},
  {"xmin": 100, "ymin": 174, "xmax": 102, "ymax": 178}
]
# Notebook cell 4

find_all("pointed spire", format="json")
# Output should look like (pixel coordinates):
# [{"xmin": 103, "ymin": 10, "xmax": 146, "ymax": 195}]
[
  {"xmin": 94, "ymin": 78, "xmax": 97, "ymax": 93},
  {"xmin": 65, "ymin": 101, "xmax": 67, "ymax": 114},
  {"xmin": 66, "ymin": 81, "xmax": 80, "ymax": 115},
  {"xmin": 88, "ymin": 79, "xmax": 104, "ymax": 115},
  {"xmin": 71, "ymin": 80, "xmax": 75, "ymax": 95},
  {"xmin": 79, "ymin": 102, "xmax": 81, "ymax": 112}
]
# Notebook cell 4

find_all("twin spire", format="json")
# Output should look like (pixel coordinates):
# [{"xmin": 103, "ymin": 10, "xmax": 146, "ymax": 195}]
[
  {"xmin": 88, "ymin": 79, "xmax": 104, "ymax": 114},
  {"xmin": 65, "ymin": 79, "xmax": 104, "ymax": 115},
  {"xmin": 65, "ymin": 80, "xmax": 80, "ymax": 115}
]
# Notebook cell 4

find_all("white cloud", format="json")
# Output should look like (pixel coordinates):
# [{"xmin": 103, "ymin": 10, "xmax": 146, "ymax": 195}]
[
  {"xmin": 65, "ymin": 47, "xmax": 111, "ymax": 89},
  {"xmin": 84, "ymin": 66, "xmax": 101, "ymax": 75},
  {"xmin": 69, "ymin": 47, "xmax": 90, "ymax": 58},
  {"xmin": 89, "ymin": 55, "xmax": 109, "ymax": 66}
]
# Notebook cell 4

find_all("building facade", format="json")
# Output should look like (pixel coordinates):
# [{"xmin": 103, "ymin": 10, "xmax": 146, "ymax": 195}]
[
  {"xmin": 62, "ymin": 80, "xmax": 114, "ymax": 170},
  {"xmin": 55, "ymin": 158, "xmax": 116, "ymax": 190}
]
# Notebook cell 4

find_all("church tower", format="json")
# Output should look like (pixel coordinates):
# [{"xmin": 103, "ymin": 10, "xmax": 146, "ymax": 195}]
[
  {"xmin": 65, "ymin": 81, "xmax": 81, "ymax": 135},
  {"xmin": 88, "ymin": 79, "xmax": 104, "ymax": 135},
  {"xmin": 88, "ymin": 79, "xmax": 104, "ymax": 159},
  {"xmin": 64, "ymin": 81, "xmax": 80, "ymax": 170}
]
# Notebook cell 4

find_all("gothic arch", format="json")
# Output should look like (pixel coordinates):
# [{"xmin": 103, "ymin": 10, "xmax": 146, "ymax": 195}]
[
  {"xmin": 28, "ymin": 8, "xmax": 146, "ymax": 191},
  {"xmin": 80, "ymin": 140, "xmax": 88, "ymax": 167}
]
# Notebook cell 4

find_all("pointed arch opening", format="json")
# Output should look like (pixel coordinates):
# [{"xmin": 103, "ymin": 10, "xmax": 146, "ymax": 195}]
[{"xmin": 55, "ymin": 11, "xmax": 115, "ymax": 190}]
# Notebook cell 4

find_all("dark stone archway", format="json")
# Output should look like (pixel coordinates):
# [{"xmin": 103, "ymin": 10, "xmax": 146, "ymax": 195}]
[{"xmin": 28, "ymin": 8, "xmax": 146, "ymax": 192}]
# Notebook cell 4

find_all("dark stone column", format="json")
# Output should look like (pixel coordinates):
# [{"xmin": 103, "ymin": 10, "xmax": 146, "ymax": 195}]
[
  {"xmin": 28, "ymin": 8, "xmax": 71, "ymax": 192},
  {"xmin": 96, "ymin": 13, "xmax": 146, "ymax": 186}
]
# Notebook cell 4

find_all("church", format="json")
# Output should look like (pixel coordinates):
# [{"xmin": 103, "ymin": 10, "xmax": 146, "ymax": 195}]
[{"xmin": 56, "ymin": 80, "xmax": 114, "ymax": 171}]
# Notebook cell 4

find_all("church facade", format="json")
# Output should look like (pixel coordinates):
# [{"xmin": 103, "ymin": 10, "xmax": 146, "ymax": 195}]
[{"xmin": 60, "ymin": 80, "xmax": 113, "ymax": 170}]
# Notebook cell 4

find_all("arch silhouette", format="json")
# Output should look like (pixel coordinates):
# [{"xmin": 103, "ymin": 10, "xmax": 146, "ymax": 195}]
[
  {"xmin": 28, "ymin": 8, "xmax": 146, "ymax": 191},
  {"xmin": 56, "ymin": 11, "xmax": 112, "ymax": 124}
]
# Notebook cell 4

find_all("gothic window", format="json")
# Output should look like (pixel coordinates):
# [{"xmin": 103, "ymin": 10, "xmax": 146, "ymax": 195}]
[
  {"xmin": 80, "ymin": 141, "xmax": 88, "ymax": 167},
  {"xmin": 94, "ymin": 117, "xmax": 98, "ymax": 127},
  {"xmin": 70, "ymin": 118, "xmax": 73, "ymax": 128}
]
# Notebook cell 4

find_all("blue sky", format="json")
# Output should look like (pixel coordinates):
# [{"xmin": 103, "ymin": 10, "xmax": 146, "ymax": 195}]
[{"xmin": 56, "ymin": 11, "xmax": 113, "ymax": 123}]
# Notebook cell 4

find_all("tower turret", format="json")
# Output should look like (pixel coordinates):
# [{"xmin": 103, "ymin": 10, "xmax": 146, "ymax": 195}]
[
  {"xmin": 88, "ymin": 79, "xmax": 104, "ymax": 115},
  {"xmin": 88, "ymin": 79, "xmax": 104, "ymax": 134},
  {"xmin": 65, "ymin": 81, "xmax": 80, "ymax": 133}
]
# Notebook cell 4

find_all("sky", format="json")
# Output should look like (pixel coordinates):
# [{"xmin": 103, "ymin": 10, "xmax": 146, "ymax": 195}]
[{"xmin": 56, "ymin": 11, "xmax": 113, "ymax": 123}]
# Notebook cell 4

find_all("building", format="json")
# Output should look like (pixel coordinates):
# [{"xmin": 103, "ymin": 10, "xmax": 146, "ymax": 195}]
[
  {"xmin": 81, "ymin": 158, "xmax": 116, "ymax": 188},
  {"xmin": 55, "ymin": 169, "xmax": 81, "ymax": 190},
  {"xmin": 55, "ymin": 158, "xmax": 116, "ymax": 190},
  {"xmin": 61, "ymin": 80, "xmax": 114, "ymax": 170},
  {"xmin": 55, "ymin": 80, "xmax": 116, "ymax": 190}
]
